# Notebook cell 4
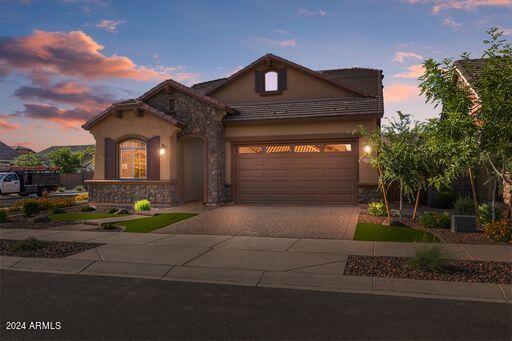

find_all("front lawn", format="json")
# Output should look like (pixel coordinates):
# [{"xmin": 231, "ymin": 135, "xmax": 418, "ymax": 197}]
[
  {"xmin": 116, "ymin": 213, "xmax": 197, "ymax": 233},
  {"xmin": 49, "ymin": 213, "xmax": 127, "ymax": 222},
  {"xmin": 354, "ymin": 223, "xmax": 440, "ymax": 243}
]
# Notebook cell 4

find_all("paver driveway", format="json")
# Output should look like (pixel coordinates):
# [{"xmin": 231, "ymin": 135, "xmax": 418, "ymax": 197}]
[{"xmin": 154, "ymin": 205, "xmax": 360, "ymax": 239}]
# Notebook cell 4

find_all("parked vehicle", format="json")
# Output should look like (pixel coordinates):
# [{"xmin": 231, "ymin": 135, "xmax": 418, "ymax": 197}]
[{"xmin": 0, "ymin": 166, "xmax": 60, "ymax": 196}]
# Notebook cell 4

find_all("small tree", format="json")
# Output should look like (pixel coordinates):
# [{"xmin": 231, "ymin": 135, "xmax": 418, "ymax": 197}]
[
  {"xmin": 47, "ymin": 148, "xmax": 82, "ymax": 174},
  {"xmin": 13, "ymin": 153, "xmax": 43, "ymax": 167}
]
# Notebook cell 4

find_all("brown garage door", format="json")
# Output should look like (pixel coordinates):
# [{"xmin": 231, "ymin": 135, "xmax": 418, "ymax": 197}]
[{"xmin": 235, "ymin": 142, "xmax": 357, "ymax": 205}]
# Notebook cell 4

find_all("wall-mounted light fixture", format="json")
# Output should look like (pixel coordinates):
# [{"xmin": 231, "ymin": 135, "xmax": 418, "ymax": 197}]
[
  {"xmin": 363, "ymin": 145, "xmax": 372, "ymax": 154},
  {"xmin": 159, "ymin": 144, "xmax": 166, "ymax": 156}
]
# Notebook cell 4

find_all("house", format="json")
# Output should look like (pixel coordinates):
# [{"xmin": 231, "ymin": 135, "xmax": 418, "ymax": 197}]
[
  {"xmin": 38, "ymin": 144, "xmax": 95, "ymax": 172},
  {"xmin": 83, "ymin": 54, "xmax": 383, "ymax": 206},
  {"xmin": 0, "ymin": 141, "xmax": 19, "ymax": 170}
]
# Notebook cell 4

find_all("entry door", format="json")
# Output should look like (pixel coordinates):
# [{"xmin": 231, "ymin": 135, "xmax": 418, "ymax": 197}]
[{"xmin": 235, "ymin": 142, "xmax": 356, "ymax": 205}]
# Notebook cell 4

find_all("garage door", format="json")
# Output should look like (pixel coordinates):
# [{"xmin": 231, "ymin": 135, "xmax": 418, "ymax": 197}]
[{"xmin": 235, "ymin": 142, "xmax": 357, "ymax": 205}]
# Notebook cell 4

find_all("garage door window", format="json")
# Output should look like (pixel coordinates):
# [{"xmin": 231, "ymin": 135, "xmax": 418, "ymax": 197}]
[
  {"xmin": 325, "ymin": 144, "xmax": 352, "ymax": 152},
  {"xmin": 239, "ymin": 146, "xmax": 263, "ymax": 154},
  {"xmin": 266, "ymin": 145, "xmax": 291, "ymax": 153},
  {"xmin": 294, "ymin": 144, "xmax": 321, "ymax": 153}
]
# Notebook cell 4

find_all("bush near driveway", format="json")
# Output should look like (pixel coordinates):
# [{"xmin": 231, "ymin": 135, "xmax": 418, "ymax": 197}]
[
  {"xmin": 478, "ymin": 204, "xmax": 502, "ymax": 225},
  {"xmin": 419, "ymin": 212, "xmax": 450, "ymax": 229},
  {"xmin": 453, "ymin": 196, "xmax": 475, "ymax": 215},
  {"xmin": 367, "ymin": 202, "xmax": 387, "ymax": 217},
  {"xmin": 354, "ymin": 223, "xmax": 439, "ymax": 243},
  {"xmin": 116, "ymin": 213, "xmax": 197, "ymax": 233},
  {"xmin": 133, "ymin": 199, "xmax": 151, "ymax": 212},
  {"xmin": 483, "ymin": 220, "xmax": 512, "ymax": 244}
]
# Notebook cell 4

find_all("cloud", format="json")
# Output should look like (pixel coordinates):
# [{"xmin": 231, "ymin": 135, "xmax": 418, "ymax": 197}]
[
  {"xmin": 392, "ymin": 51, "xmax": 424, "ymax": 63},
  {"xmin": 272, "ymin": 29, "xmax": 290, "ymax": 34},
  {"xmin": 384, "ymin": 83, "xmax": 420, "ymax": 102},
  {"xmin": 16, "ymin": 104, "xmax": 93, "ymax": 129},
  {"xmin": 0, "ymin": 29, "xmax": 168, "ymax": 81},
  {"xmin": 256, "ymin": 37, "xmax": 297, "ymax": 47},
  {"xmin": 403, "ymin": 0, "xmax": 512, "ymax": 14},
  {"xmin": 96, "ymin": 19, "xmax": 126, "ymax": 33},
  {"xmin": 13, "ymin": 81, "xmax": 115, "ymax": 111},
  {"xmin": 393, "ymin": 64, "xmax": 425, "ymax": 78},
  {"xmin": 0, "ymin": 119, "xmax": 20, "ymax": 131},
  {"xmin": 442, "ymin": 16, "xmax": 463, "ymax": 29},
  {"xmin": 500, "ymin": 26, "xmax": 512, "ymax": 35},
  {"xmin": 297, "ymin": 9, "xmax": 327, "ymax": 16}
]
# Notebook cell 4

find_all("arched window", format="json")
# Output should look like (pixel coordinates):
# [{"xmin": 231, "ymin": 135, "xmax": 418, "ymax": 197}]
[
  {"xmin": 119, "ymin": 140, "xmax": 147, "ymax": 179},
  {"xmin": 264, "ymin": 71, "xmax": 278, "ymax": 91}
]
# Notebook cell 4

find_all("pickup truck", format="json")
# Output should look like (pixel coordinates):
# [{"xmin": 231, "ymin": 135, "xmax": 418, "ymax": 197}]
[{"xmin": 0, "ymin": 167, "xmax": 60, "ymax": 196}]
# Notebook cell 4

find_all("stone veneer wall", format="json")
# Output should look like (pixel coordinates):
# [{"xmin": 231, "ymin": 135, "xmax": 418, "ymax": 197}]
[
  {"xmin": 88, "ymin": 181, "xmax": 178, "ymax": 205},
  {"xmin": 357, "ymin": 184, "xmax": 380, "ymax": 204},
  {"xmin": 145, "ymin": 91, "xmax": 227, "ymax": 203}
]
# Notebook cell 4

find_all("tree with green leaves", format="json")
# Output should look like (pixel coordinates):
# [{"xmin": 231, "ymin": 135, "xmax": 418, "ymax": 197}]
[
  {"xmin": 12, "ymin": 153, "xmax": 44, "ymax": 167},
  {"xmin": 419, "ymin": 53, "xmax": 481, "ymax": 225},
  {"xmin": 47, "ymin": 147, "xmax": 82, "ymax": 174}
]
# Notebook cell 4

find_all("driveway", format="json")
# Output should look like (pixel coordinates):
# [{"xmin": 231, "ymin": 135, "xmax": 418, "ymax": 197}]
[{"xmin": 154, "ymin": 205, "xmax": 360, "ymax": 239}]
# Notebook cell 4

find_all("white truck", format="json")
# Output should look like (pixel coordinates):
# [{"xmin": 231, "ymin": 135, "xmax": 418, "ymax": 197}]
[{"xmin": 0, "ymin": 167, "xmax": 60, "ymax": 196}]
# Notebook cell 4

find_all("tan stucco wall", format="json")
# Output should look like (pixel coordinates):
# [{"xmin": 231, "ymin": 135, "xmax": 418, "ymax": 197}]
[
  {"xmin": 89, "ymin": 110, "xmax": 180, "ymax": 181},
  {"xmin": 213, "ymin": 67, "xmax": 357, "ymax": 104},
  {"xmin": 224, "ymin": 118, "xmax": 379, "ymax": 185}
]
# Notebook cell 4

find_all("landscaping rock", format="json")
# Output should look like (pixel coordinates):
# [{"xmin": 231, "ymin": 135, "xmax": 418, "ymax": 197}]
[
  {"xmin": 115, "ymin": 209, "xmax": 130, "ymax": 215},
  {"xmin": 26, "ymin": 215, "xmax": 50, "ymax": 225}
]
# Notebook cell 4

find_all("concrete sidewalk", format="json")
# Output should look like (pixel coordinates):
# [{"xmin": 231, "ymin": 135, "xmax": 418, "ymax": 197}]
[{"xmin": 1, "ymin": 228, "xmax": 511, "ymax": 304}]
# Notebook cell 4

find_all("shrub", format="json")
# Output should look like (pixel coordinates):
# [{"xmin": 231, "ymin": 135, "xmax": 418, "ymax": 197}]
[
  {"xmin": 106, "ymin": 208, "xmax": 118, "ymax": 214},
  {"xmin": 431, "ymin": 190, "xmax": 458, "ymax": 209},
  {"xmin": 419, "ymin": 212, "xmax": 450, "ymax": 229},
  {"xmin": 8, "ymin": 237, "xmax": 49, "ymax": 252},
  {"xmin": 81, "ymin": 206, "xmax": 96, "ymax": 212},
  {"xmin": 0, "ymin": 210, "xmax": 8, "ymax": 223},
  {"xmin": 52, "ymin": 208, "xmax": 65, "ymax": 214},
  {"xmin": 133, "ymin": 199, "xmax": 151, "ymax": 212},
  {"xmin": 74, "ymin": 193, "xmax": 89, "ymax": 201},
  {"xmin": 57, "ymin": 187, "xmax": 66, "ymax": 192},
  {"xmin": 74, "ymin": 185, "xmax": 84, "ymax": 192},
  {"xmin": 102, "ymin": 223, "xmax": 118, "ymax": 230},
  {"xmin": 21, "ymin": 200, "xmax": 43, "ymax": 217},
  {"xmin": 453, "ymin": 196, "xmax": 475, "ymax": 215},
  {"xmin": 408, "ymin": 244, "xmax": 450, "ymax": 272},
  {"xmin": 483, "ymin": 220, "xmax": 512, "ymax": 244},
  {"xmin": 367, "ymin": 202, "xmax": 387, "ymax": 216},
  {"xmin": 51, "ymin": 198, "xmax": 76, "ymax": 208},
  {"xmin": 479, "ymin": 204, "xmax": 502, "ymax": 225}
]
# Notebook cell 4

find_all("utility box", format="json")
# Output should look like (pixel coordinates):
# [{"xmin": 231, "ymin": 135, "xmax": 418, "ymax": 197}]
[{"xmin": 451, "ymin": 215, "xmax": 477, "ymax": 233}]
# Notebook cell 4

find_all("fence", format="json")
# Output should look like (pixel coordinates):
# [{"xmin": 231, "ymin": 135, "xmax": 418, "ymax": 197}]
[{"xmin": 59, "ymin": 171, "xmax": 94, "ymax": 189}]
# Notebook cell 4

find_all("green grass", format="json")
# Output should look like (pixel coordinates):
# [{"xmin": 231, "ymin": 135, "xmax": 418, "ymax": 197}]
[
  {"xmin": 116, "ymin": 213, "xmax": 197, "ymax": 233},
  {"xmin": 354, "ymin": 223, "xmax": 440, "ymax": 243},
  {"xmin": 49, "ymin": 212, "xmax": 128, "ymax": 222}
]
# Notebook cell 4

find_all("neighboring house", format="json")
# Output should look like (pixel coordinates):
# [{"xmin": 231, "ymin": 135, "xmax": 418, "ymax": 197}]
[
  {"xmin": 83, "ymin": 54, "xmax": 383, "ymax": 206},
  {"xmin": 12, "ymin": 145, "xmax": 35, "ymax": 155},
  {"xmin": 0, "ymin": 141, "xmax": 19, "ymax": 170},
  {"xmin": 38, "ymin": 144, "xmax": 95, "ymax": 172}
]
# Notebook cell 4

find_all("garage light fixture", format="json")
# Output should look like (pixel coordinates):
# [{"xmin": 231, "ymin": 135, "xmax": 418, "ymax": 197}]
[{"xmin": 159, "ymin": 144, "xmax": 166, "ymax": 156}]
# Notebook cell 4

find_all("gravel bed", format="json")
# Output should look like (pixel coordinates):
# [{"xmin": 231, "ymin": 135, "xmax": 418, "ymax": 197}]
[
  {"xmin": 0, "ymin": 239, "xmax": 101, "ymax": 258},
  {"xmin": 358, "ymin": 213, "xmax": 504, "ymax": 245},
  {"xmin": 344, "ymin": 255, "xmax": 512, "ymax": 284},
  {"xmin": 0, "ymin": 221, "xmax": 79, "ymax": 230}
]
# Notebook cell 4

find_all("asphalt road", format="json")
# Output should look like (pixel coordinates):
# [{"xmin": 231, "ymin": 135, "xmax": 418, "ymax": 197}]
[{"xmin": 1, "ymin": 270, "xmax": 510, "ymax": 340}]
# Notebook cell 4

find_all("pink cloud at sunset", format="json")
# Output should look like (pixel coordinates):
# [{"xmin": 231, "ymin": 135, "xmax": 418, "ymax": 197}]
[
  {"xmin": 0, "ymin": 119, "xmax": 20, "ymax": 131},
  {"xmin": 0, "ymin": 30, "xmax": 173, "ymax": 81},
  {"xmin": 15, "ymin": 104, "xmax": 92, "ymax": 129},
  {"xmin": 393, "ymin": 64, "xmax": 425, "ymax": 79},
  {"xmin": 404, "ymin": 0, "xmax": 512, "ymax": 14},
  {"xmin": 384, "ymin": 83, "xmax": 421, "ymax": 102}
]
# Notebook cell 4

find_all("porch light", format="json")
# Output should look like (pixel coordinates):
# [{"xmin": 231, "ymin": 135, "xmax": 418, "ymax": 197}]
[
  {"xmin": 363, "ymin": 145, "xmax": 372, "ymax": 154},
  {"xmin": 159, "ymin": 144, "xmax": 166, "ymax": 156}
]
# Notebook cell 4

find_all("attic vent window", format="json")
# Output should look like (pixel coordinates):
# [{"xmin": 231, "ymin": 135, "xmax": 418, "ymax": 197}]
[
  {"xmin": 264, "ymin": 71, "xmax": 278, "ymax": 91},
  {"xmin": 169, "ymin": 99, "xmax": 175, "ymax": 112}
]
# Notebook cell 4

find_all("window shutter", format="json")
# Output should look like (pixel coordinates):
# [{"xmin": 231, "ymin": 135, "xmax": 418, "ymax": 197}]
[
  {"xmin": 104, "ymin": 138, "xmax": 116, "ymax": 180},
  {"xmin": 278, "ymin": 67, "xmax": 287, "ymax": 91},
  {"xmin": 255, "ymin": 71, "xmax": 265, "ymax": 93},
  {"xmin": 147, "ymin": 136, "xmax": 160, "ymax": 180}
]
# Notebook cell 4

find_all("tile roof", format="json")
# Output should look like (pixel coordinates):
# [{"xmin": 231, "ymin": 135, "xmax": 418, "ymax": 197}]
[
  {"xmin": 224, "ymin": 97, "xmax": 382, "ymax": 122},
  {"xmin": 0, "ymin": 141, "xmax": 19, "ymax": 161},
  {"xmin": 191, "ymin": 78, "xmax": 227, "ymax": 95},
  {"xmin": 454, "ymin": 58, "xmax": 485, "ymax": 91}
]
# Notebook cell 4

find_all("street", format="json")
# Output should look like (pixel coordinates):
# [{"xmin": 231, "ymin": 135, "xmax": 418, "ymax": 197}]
[{"xmin": 1, "ymin": 270, "xmax": 510, "ymax": 340}]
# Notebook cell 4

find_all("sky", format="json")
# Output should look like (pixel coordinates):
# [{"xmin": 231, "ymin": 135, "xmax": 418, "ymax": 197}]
[{"xmin": 0, "ymin": 0, "xmax": 511, "ymax": 151}]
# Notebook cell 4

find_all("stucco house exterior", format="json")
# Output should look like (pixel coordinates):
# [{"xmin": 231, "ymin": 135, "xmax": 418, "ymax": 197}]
[{"xmin": 83, "ymin": 54, "xmax": 383, "ymax": 206}]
